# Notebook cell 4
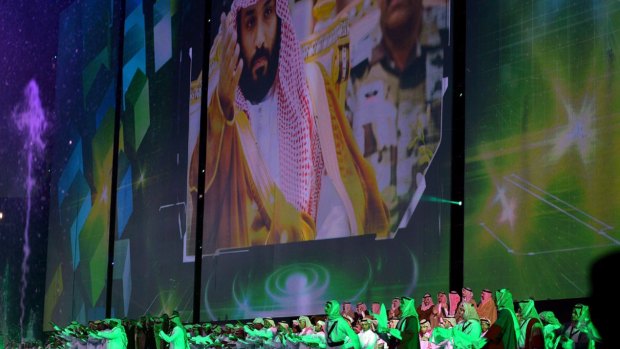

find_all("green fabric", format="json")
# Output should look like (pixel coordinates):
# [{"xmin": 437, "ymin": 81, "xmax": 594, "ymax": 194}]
[
  {"xmin": 518, "ymin": 299, "xmax": 540, "ymax": 321},
  {"xmin": 495, "ymin": 289, "xmax": 520, "ymax": 344},
  {"xmin": 399, "ymin": 297, "xmax": 420, "ymax": 332},
  {"xmin": 375, "ymin": 303, "xmax": 388, "ymax": 333},
  {"xmin": 394, "ymin": 311, "xmax": 420, "ymax": 349},
  {"xmin": 484, "ymin": 308, "xmax": 518, "ymax": 349},
  {"xmin": 387, "ymin": 298, "xmax": 420, "ymax": 349},
  {"xmin": 159, "ymin": 325, "xmax": 189, "ymax": 349},
  {"xmin": 400, "ymin": 298, "xmax": 419, "ymax": 320}
]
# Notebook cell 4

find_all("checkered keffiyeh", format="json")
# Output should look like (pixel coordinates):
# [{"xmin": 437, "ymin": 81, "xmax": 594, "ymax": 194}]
[{"xmin": 227, "ymin": 0, "xmax": 323, "ymax": 218}]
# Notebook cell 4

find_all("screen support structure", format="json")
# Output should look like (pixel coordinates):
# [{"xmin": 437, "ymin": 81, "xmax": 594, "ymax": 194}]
[
  {"xmin": 192, "ymin": 0, "xmax": 211, "ymax": 324},
  {"xmin": 105, "ymin": 0, "xmax": 127, "ymax": 318},
  {"xmin": 449, "ymin": 0, "xmax": 465, "ymax": 293}
]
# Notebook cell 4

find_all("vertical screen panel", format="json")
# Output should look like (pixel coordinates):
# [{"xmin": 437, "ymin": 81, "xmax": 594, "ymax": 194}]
[
  {"xmin": 465, "ymin": 0, "xmax": 620, "ymax": 300},
  {"xmin": 44, "ymin": 0, "xmax": 120, "ymax": 329},
  {"xmin": 110, "ymin": 0, "xmax": 204, "ymax": 320}
]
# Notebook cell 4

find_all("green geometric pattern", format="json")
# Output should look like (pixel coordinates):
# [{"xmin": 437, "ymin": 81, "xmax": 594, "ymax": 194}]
[{"xmin": 125, "ymin": 70, "xmax": 150, "ymax": 151}]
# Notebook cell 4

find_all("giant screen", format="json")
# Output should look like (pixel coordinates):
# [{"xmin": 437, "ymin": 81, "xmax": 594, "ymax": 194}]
[
  {"xmin": 197, "ymin": 0, "xmax": 453, "ymax": 321},
  {"xmin": 465, "ymin": 0, "xmax": 620, "ymax": 300},
  {"xmin": 44, "ymin": 0, "xmax": 452, "ymax": 324}
]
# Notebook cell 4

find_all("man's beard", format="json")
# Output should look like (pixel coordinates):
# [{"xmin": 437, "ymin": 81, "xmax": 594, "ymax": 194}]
[{"xmin": 239, "ymin": 41, "xmax": 280, "ymax": 104}]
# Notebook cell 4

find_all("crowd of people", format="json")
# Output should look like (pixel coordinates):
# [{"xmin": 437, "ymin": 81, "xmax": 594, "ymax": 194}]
[{"xmin": 43, "ymin": 288, "xmax": 602, "ymax": 349}]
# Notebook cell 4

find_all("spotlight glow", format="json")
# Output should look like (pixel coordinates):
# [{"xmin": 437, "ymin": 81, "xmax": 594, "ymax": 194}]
[{"xmin": 422, "ymin": 195, "xmax": 462, "ymax": 206}]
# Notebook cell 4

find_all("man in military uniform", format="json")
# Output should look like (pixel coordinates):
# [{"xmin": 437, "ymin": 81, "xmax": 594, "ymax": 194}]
[{"xmin": 348, "ymin": 0, "xmax": 446, "ymax": 227}]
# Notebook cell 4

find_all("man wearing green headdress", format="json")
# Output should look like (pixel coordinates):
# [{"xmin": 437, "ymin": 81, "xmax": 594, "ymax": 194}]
[
  {"xmin": 517, "ymin": 299, "xmax": 543, "ymax": 349},
  {"xmin": 431, "ymin": 303, "xmax": 485, "ymax": 349},
  {"xmin": 90, "ymin": 318, "xmax": 128, "ymax": 349},
  {"xmin": 388, "ymin": 296, "xmax": 421, "ymax": 349},
  {"xmin": 159, "ymin": 313, "xmax": 189, "ymax": 349},
  {"xmin": 558, "ymin": 304, "xmax": 600, "ymax": 349},
  {"xmin": 324, "ymin": 300, "xmax": 361, "ymax": 349},
  {"xmin": 483, "ymin": 289, "xmax": 519, "ymax": 349}
]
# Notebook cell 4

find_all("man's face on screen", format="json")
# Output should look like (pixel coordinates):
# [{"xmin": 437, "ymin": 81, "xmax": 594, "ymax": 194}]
[
  {"xmin": 237, "ymin": 0, "xmax": 280, "ymax": 104},
  {"xmin": 379, "ymin": 0, "xmax": 422, "ymax": 34}
]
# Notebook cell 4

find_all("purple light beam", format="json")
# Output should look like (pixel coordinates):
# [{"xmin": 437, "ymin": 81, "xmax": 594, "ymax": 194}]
[{"xmin": 12, "ymin": 79, "xmax": 47, "ymax": 341}]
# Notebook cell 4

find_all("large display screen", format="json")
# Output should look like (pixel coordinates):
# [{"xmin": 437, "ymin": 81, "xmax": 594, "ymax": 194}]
[
  {"xmin": 464, "ymin": 0, "xmax": 620, "ymax": 300},
  {"xmin": 109, "ymin": 0, "xmax": 204, "ymax": 321},
  {"xmin": 43, "ymin": 0, "xmax": 120, "ymax": 329},
  {"xmin": 199, "ymin": 0, "xmax": 452, "ymax": 321},
  {"xmin": 44, "ymin": 0, "xmax": 452, "ymax": 325}
]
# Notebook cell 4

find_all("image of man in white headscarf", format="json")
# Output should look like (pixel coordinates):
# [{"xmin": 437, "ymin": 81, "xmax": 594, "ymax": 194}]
[{"xmin": 191, "ymin": 0, "xmax": 389, "ymax": 254}]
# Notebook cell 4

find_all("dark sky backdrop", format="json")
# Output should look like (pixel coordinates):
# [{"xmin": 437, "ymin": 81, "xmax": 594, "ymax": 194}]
[
  {"xmin": 0, "ymin": 0, "xmax": 73, "ymax": 198},
  {"xmin": 1, "ymin": 0, "xmax": 73, "ymax": 343}
]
